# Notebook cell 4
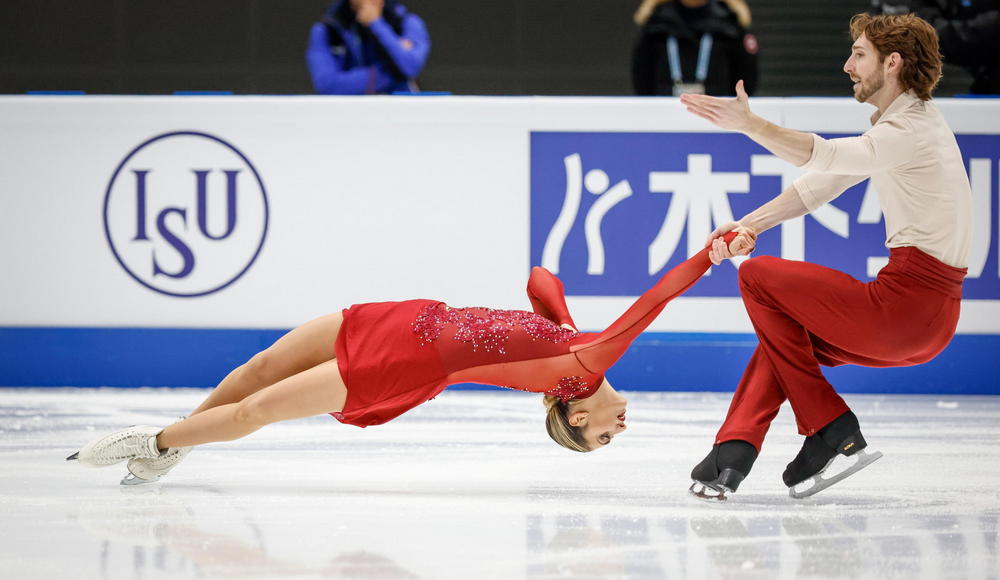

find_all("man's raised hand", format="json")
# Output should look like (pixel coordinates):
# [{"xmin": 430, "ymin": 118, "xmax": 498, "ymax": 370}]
[{"xmin": 679, "ymin": 80, "xmax": 762, "ymax": 134}]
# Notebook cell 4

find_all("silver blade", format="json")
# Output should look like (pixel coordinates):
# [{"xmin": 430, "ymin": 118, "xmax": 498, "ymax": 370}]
[
  {"xmin": 120, "ymin": 473, "xmax": 158, "ymax": 486},
  {"xmin": 789, "ymin": 449, "xmax": 884, "ymax": 499},
  {"xmin": 689, "ymin": 481, "xmax": 728, "ymax": 502}
]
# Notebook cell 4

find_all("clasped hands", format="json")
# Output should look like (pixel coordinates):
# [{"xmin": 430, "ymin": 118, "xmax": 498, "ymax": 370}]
[{"xmin": 707, "ymin": 222, "xmax": 757, "ymax": 266}]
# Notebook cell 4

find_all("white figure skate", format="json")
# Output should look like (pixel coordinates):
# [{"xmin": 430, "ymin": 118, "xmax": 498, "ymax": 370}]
[
  {"xmin": 67, "ymin": 425, "xmax": 162, "ymax": 467},
  {"xmin": 121, "ymin": 445, "xmax": 192, "ymax": 485}
]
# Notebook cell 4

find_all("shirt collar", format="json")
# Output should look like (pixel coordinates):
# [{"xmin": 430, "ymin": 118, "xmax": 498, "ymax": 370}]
[{"xmin": 871, "ymin": 89, "xmax": 919, "ymax": 125}]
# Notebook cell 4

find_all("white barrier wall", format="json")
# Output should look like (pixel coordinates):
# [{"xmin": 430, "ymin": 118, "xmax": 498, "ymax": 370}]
[{"xmin": 1, "ymin": 95, "xmax": 998, "ymax": 334}]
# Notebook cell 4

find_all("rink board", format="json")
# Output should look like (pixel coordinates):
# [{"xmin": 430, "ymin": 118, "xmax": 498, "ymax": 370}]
[
  {"xmin": 1, "ymin": 95, "xmax": 998, "ymax": 392},
  {"xmin": 1, "ymin": 328, "xmax": 996, "ymax": 394}
]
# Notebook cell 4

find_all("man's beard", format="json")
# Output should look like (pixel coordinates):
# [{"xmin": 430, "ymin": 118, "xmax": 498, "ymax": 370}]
[{"xmin": 853, "ymin": 70, "xmax": 885, "ymax": 103}]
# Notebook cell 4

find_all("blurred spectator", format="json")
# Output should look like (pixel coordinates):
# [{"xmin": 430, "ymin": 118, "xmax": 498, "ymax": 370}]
[
  {"xmin": 631, "ymin": 0, "xmax": 758, "ymax": 96},
  {"xmin": 871, "ymin": 0, "xmax": 1000, "ymax": 94},
  {"xmin": 306, "ymin": 0, "xmax": 430, "ymax": 95}
]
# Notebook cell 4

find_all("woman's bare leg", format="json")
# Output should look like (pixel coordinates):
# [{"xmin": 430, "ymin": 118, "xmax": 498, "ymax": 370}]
[
  {"xmin": 158, "ymin": 358, "xmax": 348, "ymax": 449},
  {"xmin": 189, "ymin": 312, "xmax": 345, "ymax": 416}
]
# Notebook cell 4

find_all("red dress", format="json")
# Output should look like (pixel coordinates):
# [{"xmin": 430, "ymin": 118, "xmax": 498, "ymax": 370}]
[{"xmin": 333, "ymin": 240, "xmax": 726, "ymax": 427}]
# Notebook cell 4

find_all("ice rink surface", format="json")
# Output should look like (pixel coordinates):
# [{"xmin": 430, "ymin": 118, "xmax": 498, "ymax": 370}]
[{"xmin": 2, "ymin": 388, "xmax": 999, "ymax": 580}]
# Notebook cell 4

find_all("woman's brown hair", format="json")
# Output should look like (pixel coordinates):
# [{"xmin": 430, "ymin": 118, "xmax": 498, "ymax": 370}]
[{"xmin": 849, "ymin": 13, "xmax": 942, "ymax": 100}]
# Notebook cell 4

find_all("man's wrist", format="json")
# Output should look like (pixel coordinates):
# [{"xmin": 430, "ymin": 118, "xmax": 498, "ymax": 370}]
[
  {"xmin": 741, "ymin": 114, "xmax": 768, "ymax": 137},
  {"xmin": 736, "ymin": 216, "xmax": 763, "ymax": 237}
]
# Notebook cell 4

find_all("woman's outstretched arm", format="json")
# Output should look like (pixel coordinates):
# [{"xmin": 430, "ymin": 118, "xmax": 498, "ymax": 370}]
[{"xmin": 573, "ymin": 232, "xmax": 740, "ymax": 373}]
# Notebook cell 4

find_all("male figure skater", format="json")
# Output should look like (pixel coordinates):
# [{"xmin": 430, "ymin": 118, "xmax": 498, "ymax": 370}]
[{"xmin": 679, "ymin": 12, "xmax": 971, "ymax": 499}]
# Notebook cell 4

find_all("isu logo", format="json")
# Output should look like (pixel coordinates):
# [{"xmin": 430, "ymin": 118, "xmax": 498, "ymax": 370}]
[{"xmin": 103, "ymin": 131, "xmax": 269, "ymax": 297}]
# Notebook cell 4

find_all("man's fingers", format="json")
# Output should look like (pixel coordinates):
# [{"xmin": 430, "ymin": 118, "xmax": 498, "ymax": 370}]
[
  {"xmin": 685, "ymin": 107, "xmax": 717, "ymax": 124},
  {"xmin": 684, "ymin": 105, "xmax": 707, "ymax": 118},
  {"xmin": 682, "ymin": 98, "xmax": 712, "ymax": 113},
  {"xmin": 685, "ymin": 97, "xmax": 720, "ymax": 113},
  {"xmin": 680, "ymin": 93, "xmax": 712, "ymax": 106},
  {"xmin": 687, "ymin": 104, "xmax": 722, "ymax": 124},
  {"xmin": 705, "ymin": 222, "xmax": 739, "ymax": 247},
  {"xmin": 730, "ymin": 235, "xmax": 755, "ymax": 256},
  {"xmin": 736, "ymin": 79, "xmax": 748, "ymax": 101}
]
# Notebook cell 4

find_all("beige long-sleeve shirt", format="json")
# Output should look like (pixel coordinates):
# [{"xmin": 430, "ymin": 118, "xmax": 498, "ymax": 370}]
[{"xmin": 792, "ymin": 90, "xmax": 972, "ymax": 268}]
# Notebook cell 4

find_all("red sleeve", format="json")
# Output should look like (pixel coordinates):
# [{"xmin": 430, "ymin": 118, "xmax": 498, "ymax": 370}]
[
  {"xmin": 526, "ymin": 266, "xmax": 578, "ymax": 330},
  {"xmin": 572, "ymin": 232, "xmax": 738, "ymax": 373}
]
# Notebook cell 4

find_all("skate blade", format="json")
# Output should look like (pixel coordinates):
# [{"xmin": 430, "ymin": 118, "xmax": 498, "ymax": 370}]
[
  {"xmin": 120, "ymin": 473, "xmax": 159, "ymax": 486},
  {"xmin": 789, "ymin": 449, "xmax": 883, "ymax": 499},
  {"xmin": 66, "ymin": 452, "xmax": 79, "ymax": 461},
  {"xmin": 689, "ymin": 481, "xmax": 729, "ymax": 502}
]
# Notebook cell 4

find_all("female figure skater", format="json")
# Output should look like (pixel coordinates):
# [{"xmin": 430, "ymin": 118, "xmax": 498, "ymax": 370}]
[{"xmin": 69, "ymin": 233, "xmax": 739, "ymax": 484}]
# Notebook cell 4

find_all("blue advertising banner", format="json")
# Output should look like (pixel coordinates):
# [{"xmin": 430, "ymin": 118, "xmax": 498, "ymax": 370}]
[{"xmin": 530, "ymin": 132, "xmax": 999, "ymax": 299}]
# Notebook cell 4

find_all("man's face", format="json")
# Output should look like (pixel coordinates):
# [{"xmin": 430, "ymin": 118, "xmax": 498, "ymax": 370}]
[{"xmin": 843, "ymin": 34, "xmax": 885, "ymax": 103}]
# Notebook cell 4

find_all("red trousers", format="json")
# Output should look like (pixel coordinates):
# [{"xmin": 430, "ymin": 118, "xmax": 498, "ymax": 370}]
[{"xmin": 716, "ymin": 246, "xmax": 966, "ymax": 451}]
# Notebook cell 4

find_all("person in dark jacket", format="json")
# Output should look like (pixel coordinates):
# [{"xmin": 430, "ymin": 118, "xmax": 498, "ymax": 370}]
[
  {"xmin": 914, "ymin": 0, "xmax": 1000, "ymax": 94},
  {"xmin": 632, "ymin": 0, "xmax": 758, "ymax": 96},
  {"xmin": 871, "ymin": 0, "xmax": 1000, "ymax": 94},
  {"xmin": 306, "ymin": 0, "xmax": 430, "ymax": 95}
]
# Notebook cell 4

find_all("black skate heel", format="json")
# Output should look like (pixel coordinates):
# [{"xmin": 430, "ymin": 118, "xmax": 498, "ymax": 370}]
[
  {"xmin": 836, "ymin": 431, "xmax": 867, "ymax": 456},
  {"xmin": 784, "ymin": 411, "xmax": 883, "ymax": 499},
  {"xmin": 689, "ymin": 440, "xmax": 757, "ymax": 502},
  {"xmin": 715, "ymin": 468, "xmax": 747, "ymax": 491}
]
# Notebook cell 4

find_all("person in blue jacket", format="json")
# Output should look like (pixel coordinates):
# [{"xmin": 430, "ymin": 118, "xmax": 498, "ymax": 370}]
[{"xmin": 306, "ymin": 0, "xmax": 430, "ymax": 95}]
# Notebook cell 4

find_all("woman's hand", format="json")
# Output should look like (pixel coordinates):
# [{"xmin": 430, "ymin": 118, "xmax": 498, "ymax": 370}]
[{"xmin": 706, "ymin": 222, "xmax": 757, "ymax": 265}]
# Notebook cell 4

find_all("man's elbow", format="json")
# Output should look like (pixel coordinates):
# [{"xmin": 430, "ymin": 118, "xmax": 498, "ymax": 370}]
[{"xmin": 395, "ymin": 49, "xmax": 429, "ymax": 79}]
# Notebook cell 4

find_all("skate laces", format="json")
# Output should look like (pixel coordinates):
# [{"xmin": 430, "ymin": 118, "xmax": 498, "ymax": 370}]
[
  {"xmin": 142, "ymin": 446, "xmax": 191, "ymax": 469},
  {"xmin": 93, "ymin": 428, "xmax": 159, "ymax": 463},
  {"xmin": 135, "ymin": 417, "xmax": 190, "ymax": 469}
]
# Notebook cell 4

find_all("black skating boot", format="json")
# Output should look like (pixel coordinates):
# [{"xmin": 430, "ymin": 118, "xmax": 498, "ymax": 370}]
[
  {"xmin": 783, "ymin": 410, "xmax": 882, "ymax": 498},
  {"xmin": 689, "ymin": 440, "xmax": 758, "ymax": 501}
]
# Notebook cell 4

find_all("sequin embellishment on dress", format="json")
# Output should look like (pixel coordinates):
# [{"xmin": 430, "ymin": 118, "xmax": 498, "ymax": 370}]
[
  {"xmin": 412, "ymin": 304, "xmax": 578, "ymax": 354},
  {"xmin": 544, "ymin": 376, "xmax": 592, "ymax": 401},
  {"xmin": 495, "ymin": 375, "xmax": 593, "ymax": 402}
]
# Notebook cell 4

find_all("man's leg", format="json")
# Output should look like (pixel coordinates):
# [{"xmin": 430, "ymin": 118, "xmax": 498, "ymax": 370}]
[
  {"xmin": 730, "ymin": 255, "xmax": 940, "ymax": 494},
  {"xmin": 690, "ymin": 348, "xmax": 784, "ymax": 497},
  {"xmin": 734, "ymin": 257, "xmax": 875, "ymax": 435},
  {"xmin": 711, "ymin": 257, "xmax": 859, "ymax": 451},
  {"xmin": 714, "ymin": 347, "xmax": 787, "ymax": 450}
]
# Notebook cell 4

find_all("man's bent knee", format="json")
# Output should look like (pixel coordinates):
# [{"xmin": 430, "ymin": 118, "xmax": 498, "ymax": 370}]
[{"xmin": 737, "ymin": 256, "xmax": 779, "ymax": 289}]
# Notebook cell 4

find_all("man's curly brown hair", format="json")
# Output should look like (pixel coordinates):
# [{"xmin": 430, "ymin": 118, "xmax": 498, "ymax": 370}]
[{"xmin": 849, "ymin": 13, "xmax": 943, "ymax": 100}]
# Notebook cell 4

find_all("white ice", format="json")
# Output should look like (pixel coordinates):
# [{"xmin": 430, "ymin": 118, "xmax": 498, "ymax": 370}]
[{"xmin": 2, "ymin": 388, "xmax": 999, "ymax": 580}]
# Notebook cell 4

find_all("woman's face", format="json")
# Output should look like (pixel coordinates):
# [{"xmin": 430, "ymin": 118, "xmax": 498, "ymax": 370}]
[{"xmin": 569, "ymin": 381, "xmax": 628, "ymax": 449}]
